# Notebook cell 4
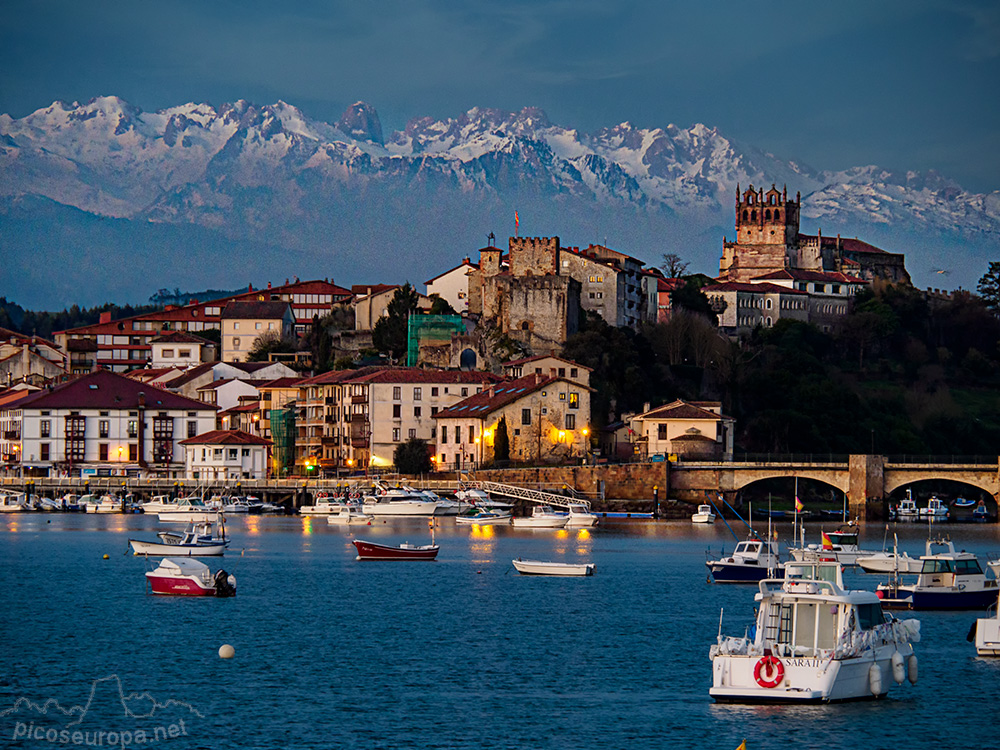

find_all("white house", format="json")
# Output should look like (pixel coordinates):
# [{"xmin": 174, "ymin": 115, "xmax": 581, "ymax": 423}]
[
  {"xmin": 196, "ymin": 378, "xmax": 261, "ymax": 412},
  {"xmin": 425, "ymin": 258, "xmax": 478, "ymax": 313},
  {"xmin": 629, "ymin": 400, "xmax": 734, "ymax": 460},
  {"xmin": 149, "ymin": 330, "xmax": 217, "ymax": 368},
  {"xmin": 1, "ymin": 370, "xmax": 217, "ymax": 478},
  {"xmin": 179, "ymin": 429, "xmax": 271, "ymax": 481}
]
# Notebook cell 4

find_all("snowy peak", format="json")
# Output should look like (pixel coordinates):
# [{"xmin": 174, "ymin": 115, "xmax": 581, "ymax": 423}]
[{"xmin": 337, "ymin": 101, "xmax": 383, "ymax": 145}]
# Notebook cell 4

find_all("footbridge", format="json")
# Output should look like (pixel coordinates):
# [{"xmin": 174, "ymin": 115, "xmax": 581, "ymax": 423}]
[{"xmin": 463, "ymin": 480, "xmax": 591, "ymax": 510}]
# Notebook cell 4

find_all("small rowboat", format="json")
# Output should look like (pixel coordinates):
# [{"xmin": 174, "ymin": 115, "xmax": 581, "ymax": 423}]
[
  {"xmin": 511, "ymin": 559, "xmax": 595, "ymax": 576},
  {"xmin": 352, "ymin": 539, "xmax": 439, "ymax": 561}
]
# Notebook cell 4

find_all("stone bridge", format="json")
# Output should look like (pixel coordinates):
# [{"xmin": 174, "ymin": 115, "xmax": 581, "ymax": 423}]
[{"xmin": 670, "ymin": 455, "xmax": 1000, "ymax": 518}]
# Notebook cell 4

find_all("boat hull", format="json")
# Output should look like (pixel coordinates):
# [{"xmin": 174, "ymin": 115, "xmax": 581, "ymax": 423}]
[
  {"xmin": 145, "ymin": 573, "xmax": 219, "ymax": 596},
  {"xmin": 512, "ymin": 559, "xmax": 595, "ymax": 576},
  {"xmin": 706, "ymin": 561, "xmax": 780, "ymax": 583},
  {"xmin": 352, "ymin": 539, "xmax": 439, "ymax": 560},
  {"xmin": 511, "ymin": 517, "xmax": 568, "ymax": 528},
  {"xmin": 878, "ymin": 584, "xmax": 999, "ymax": 610},
  {"xmin": 157, "ymin": 511, "xmax": 217, "ymax": 523},
  {"xmin": 975, "ymin": 616, "xmax": 1000, "ymax": 656},
  {"xmin": 855, "ymin": 553, "xmax": 923, "ymax": 574},
  {"xmin": 130, "ymin": 539, "xmax": 227, "ymax": 557},
  {"xmin": 455, "ymin": 514, "xmax": 511, "ymax": 525},
  {"xmin": 362, "ymin": 501, "xmax": 441, "ymax": 516}
]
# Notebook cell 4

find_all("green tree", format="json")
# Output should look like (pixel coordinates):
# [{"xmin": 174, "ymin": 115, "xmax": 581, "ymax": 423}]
[
  {"xmin": 372, "ymin": 283, "xmax": 419, "ymax": 360},
  {"xmin": 394, "ymin": 437, "xmax": 432, "ymax": 475},
  {"xmin": 977, "ymin": 261, "xmax": 1000, "ymax": 311},
  {"xmin": 247, "ymin": 330, "xmax": 297, "ymax": 361},
  {"xmin": 493, "ymin": 416, "xmax": 511, "ymax": 464},
  {"xmin": 428, "ymin": 295, "xmax": 457, "ymax": 315}
]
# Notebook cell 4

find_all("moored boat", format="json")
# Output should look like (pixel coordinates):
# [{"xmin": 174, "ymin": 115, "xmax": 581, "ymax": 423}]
[
  {"xmin": 564, "ymin": 502, "xmax": 599, "ymax": 527},
  {"xmin": 709, "ymin": 560, "xmax": 920, "ymax": 703},
  {"xmin": 0, "ymin": 491, "xmax": 26, "ymax": 512},
  {"xmin": 512, "ymin": 559, "xmax": 595, "ymax": 576},
  {"xmin": 692, "ymin": 504, "xmax": 717, "ymax": 524},
  {"xmin": 130, "ymin": 520, "xmax": 229, "ymax": 557},
  {"xmin": 706, "ymin": 537, "xmax": 783, "ymax": 583},
  {"xmin": 326, "ymin": 504, "xmax": 372, "ymax": 525},
  {"xmin": 971, "ymin": 585, "xmax": 1000, "ymax": 656},
  {"xmin": 788, "ymin": 524, "xmax": 878, "ymax": 566},
  {"xmin": 455, "ymin": 508, "xmax": 512, "ymax": 525},
  {"xmin": 145, "ymin": 557, "xmax": 236, "ymax": 596},
  {"xmin": 919, "ymin": 496, "xmax": 949, "ymax": 520},
  {"xmin": 511, "ymin": 505, "xmax": 569, "ymax": 528},
  {"xmin": 876, "ymin": 538, "xmax": 999, "ymax": 610},
  {"xmin": 352, "ymin": 538, "xmax": 439, "ymax": 560},
  {"xmin": 157, "ymin": 495, "xmax": 216, "ymax": 523}
]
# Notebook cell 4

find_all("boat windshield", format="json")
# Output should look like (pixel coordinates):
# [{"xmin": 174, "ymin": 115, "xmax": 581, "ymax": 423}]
[
  {"xmin": 855, "ymin": 602, "xmax": 886, "ymax": 630},
  {"xmin": 921, "ymin": 559, "xmax": 955, "ymax": 574},
  {"xmin": 785, "ymin": 562, "xmax": 841, "ymax": 586},
  {"xmin": 954, "ymin": 558, "xmax": 983, "ymax": 575}
]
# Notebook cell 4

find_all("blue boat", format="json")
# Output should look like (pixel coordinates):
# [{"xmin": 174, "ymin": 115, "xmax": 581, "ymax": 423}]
[
  {"xmin": 706, "ymin": 537, "xmax": 783, "ymax": 583},
  {"xmin": 876, "ymin": 538, "xmax": 999, "ymax": 610}
]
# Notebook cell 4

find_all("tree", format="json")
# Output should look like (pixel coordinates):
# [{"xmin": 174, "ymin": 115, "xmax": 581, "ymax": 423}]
[
  {"xmin": 977, "ymin": 261, "xmax": 1000, "ymax": 311},
  {"xmin": 247, "ymin": 330, "xmax": 296, "ymax": 361},
  {"xmin": 394, "ymin": 437, "xmax": 432, "ymax": 475},
  {"xmin": 372, "ymin": 283, "xmax": 419, "ymax": 360},
  {"xmin": 493, "ymin": 416, "xmax": 511, "ymax": 464},
  {"xmin": 660, "ymin": 252, "xmax": 689, "ymax": 278},
  {"xmin": 428, "ymin": 295, "xmax": 457, "ymax": 315}
]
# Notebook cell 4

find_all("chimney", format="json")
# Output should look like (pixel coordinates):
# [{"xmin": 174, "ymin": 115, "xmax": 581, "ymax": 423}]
[
  {"xmin": 99, "ymin": 312, "xmax": 112, "ymax": 324},
  {"xmin": 642, "ymin": 402, "xmax": 650, "ymax": 414}
]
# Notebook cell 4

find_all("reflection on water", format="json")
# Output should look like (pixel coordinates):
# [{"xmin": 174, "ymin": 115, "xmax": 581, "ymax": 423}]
[{"xmin": 468, "ymin": 523, "xmax": 496, "ymax": 563}]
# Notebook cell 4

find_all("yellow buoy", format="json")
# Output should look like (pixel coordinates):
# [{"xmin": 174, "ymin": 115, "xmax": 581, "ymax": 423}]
[{"xmin": 102, "ymin": 554, "xmax": 110, "ymax": 560}]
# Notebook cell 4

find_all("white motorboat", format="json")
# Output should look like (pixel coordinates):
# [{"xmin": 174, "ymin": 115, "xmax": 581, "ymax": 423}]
[
  {"xmin": 326, "ymin": 504, "xmax": 372, "ymax": 525},
  {"xmin": 362, "ymin": 485, "xmax": 441, "ymax": 516},
  {"xmin": 455, "ymin": 508, "xmax": 512, "ymax": 525},
  {"xmin": 300, "ymin": 498, "xmax": 349, "ymax": 515},
  {"xmin": 0, "ymin": 491, "xmax": 26, "ymax": 512},
  {"xmin": 892, "ymin": 489, "xmax": 920, "ymax": 520},
  {"xmin": 130, "ymin": 520, "xmax": 229, "ymax": 557},
  {"xmin": 36, "ymin": 497, "xmax": 62, "ymax": 512},
  {"xmin": 788, "ymin": 525, "xmax": 878, "ymax": 566},
  {"xmin": 972, "ymin": 583, "xmax": 1000, "ymax": 656},
  {"xmin": 564, "ymin": 502, "xmax": 599, "ymax": 527},
  {"xmin": 455, "ymin": 487, "xmax": 513, "ymax": 510},
  {"xmin": 86, "ymin": 494, "xmax": 123, "ymax": 514},
  {"xmin": 140, "ymin": 495, "xmax": 178, "ymax": 514},
  {"xmin": 876, "ymin": 538, "xmax": 999, "ymax": 610},
  {"xmin": 512, "ymin": 559, "xmax": 595, "ymax": 576},
  {"xmin": 919, "ymin": 496, "xmax": 949, "ymax": 520},
  {"xmin": 706, "ymin": 537, "xmax": 783, "ymax": 583},
  {"xmin": 692, "ymin": 504, "xmax": 717, "ymax": 524},
  {"xmin": 856, "ymin": 551, "xmax": 923, "ymax": 574},
  {"xmin": 710, "ymin": 560, "xmax": 920, "ymax": 703},
  {"xmin": 157, "ymin": 496, "xmax": 217, "ymax": 523},
  {"xmin": 511, "ymin": 505, "xmax": 569, "ymax": 528}
]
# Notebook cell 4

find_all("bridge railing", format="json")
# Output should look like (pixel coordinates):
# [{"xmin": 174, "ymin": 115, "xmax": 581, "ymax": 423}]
[
  {"xmin": 732, "ymin": 453, "xmax": 851, "ymax": 464},
  {"xmin": 884, "ymin": 455, "xmax": 998, "ymax": 465}
]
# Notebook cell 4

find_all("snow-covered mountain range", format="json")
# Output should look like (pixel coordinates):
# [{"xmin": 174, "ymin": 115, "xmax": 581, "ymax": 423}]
[{"xmin": 2, "ymin": 96, "xmax": 997, "ymax": 307}]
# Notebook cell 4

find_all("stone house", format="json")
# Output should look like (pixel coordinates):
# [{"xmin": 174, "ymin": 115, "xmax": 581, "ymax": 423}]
[{"xmin": 629, "ymin": 400, "xmax": 734, "ymax": 460}]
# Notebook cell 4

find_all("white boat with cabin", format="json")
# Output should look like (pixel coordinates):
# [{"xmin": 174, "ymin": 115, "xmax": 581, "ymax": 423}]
[
  {"xmin": 511, "ymin": 505, "xmax": 569, "ymax": 528},
  {"xmin": 564, "ymin": 502, "xmax": 599, "ymax": 527},
  {"xmin": 692, "ymin": 504, "xmax": 717, "ymax": 524},
  {"xmin": 710, "ymin": 560, "xmax": 920, "ymax": 703},
  {"xmin": 0, "ymin": 491, "xmax": 27, "ymax": 512},
  {"xmin": 157, "ymin": 496, "xmax": 217, "ymax": 523},
  {"xmin": 788, "ymin": 525, "xmax": 878, "ymax": 566},
  {"xmin": 919, "ymin": 496, "xmax": 949, "ymax": 519},
  {"xmin": 326, "ymin": 504, "xmax": 372, "ymax": 525},
  {"xmin": 362, "ymin": 485, "xmax": 442, "ymax": 516}
]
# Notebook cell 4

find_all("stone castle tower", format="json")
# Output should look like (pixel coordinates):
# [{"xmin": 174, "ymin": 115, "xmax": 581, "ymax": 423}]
[{"xmin": 720, "ymin": 184, "xmax": 804, "ymax": 282}]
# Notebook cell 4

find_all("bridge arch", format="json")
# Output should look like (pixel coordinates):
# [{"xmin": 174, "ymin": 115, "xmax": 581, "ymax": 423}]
[{"xmin": 730, "ymin": 469, "xmax": 850, "ymax": 495}]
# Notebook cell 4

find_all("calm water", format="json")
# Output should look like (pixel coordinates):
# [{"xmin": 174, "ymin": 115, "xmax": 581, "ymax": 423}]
[{"xmin": 2, "ymin": 514, "xmax": 999, "ymax": 750}]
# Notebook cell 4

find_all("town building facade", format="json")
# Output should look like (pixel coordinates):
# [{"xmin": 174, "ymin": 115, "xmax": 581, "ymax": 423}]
[{"xmin": 179, "ymin": 429, "xmax": 271, "ymax": 481}]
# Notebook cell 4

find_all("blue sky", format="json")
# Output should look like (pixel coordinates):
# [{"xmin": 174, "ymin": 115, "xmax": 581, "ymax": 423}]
[{"xmin": 2, "ymin": 0, "xmax": 998, "ymax": 192}]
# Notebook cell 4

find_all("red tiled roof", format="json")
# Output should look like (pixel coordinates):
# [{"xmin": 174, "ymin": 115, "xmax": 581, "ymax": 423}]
[
  {"xmin": 178, "ymin": 429, "xmax": 271, "ymax": 446},
  {"xmin": 433, "ymin": 374, "xmax": 590, "ymax": 419},
  {"xmin": 161, "ymin": 362, "xmax": 215, "ymax": 388},
  {"xmin": 256, "ymin": 377, "xmax": 306, "ymax": 389},
  {"xmin": 12, "ymin": 370, "xmax": 217, "ymax": 411},
  {"xmin": 752, "ymin": 269, "xmax": 867, "ymax": 284},
  {"xmin": 424, "ymin": 259, "xmax": 477, "ymax": 286},
  {"xmin": 349, "ymin": 368, "xmax": 501, "ymax": 385},
  {"xmin": 351, "ymin": 284, "xmax": 398, "ymax": 297}
]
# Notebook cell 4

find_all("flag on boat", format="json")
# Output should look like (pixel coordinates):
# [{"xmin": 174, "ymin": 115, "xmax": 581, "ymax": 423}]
[
  {"xmin": 795, "ymin": 496, "xmax": 804, "ymax": 513},
  {"xmin": 821, "ymin": 531, "xmax": 833, "ymax": 550}
]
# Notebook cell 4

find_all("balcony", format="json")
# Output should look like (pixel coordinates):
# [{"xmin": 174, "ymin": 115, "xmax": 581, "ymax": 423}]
[
  {"xmin": 3, "ymin": 430, "xmax": 19, "ymax": 440},
  {"xmin": 325, "ymin": 415, "xmax": 337, "ymax": 424},
  {"xmin": 351, "ymin": 395, "xmax": 366, "ymax": 404},
  {"xmin": 350, "ymin": 437, "xmax": 370, "ymax": 448},
  {"xmin": 321, "ymin": 436, "xmax": 340, "ymax": 446},
  {"xmin": 325, "ymin": 397, "xmax": 337, "ymax": 405}
]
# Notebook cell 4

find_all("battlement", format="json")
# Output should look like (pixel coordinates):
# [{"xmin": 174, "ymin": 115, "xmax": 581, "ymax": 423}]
[{"xmin": 509, "ymin": 236, "xmax": 560, "ymax": 277}]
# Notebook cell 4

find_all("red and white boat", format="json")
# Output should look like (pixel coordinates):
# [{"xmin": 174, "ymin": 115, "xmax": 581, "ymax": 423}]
[
  {"xmin": 352, "ymin": 538, "xmax": 439, "ymax": 561},
  {"xmin": 145, "ymin": 558, "xmax": 237, "ymax": 596}
]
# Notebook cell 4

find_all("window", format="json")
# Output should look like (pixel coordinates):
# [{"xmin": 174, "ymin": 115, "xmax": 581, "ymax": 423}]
[
  {"xmin": 431, "ymin": 406, "xmax": 438, "ymax": 416},
  {"xmin": 393, "ymin": 404, "xmax": 401, "ymax": 419},
  {"xmin": 414, "ymin": 407, "xmax": 422, "ymax": 418},
  {"xmin": 129, "ymin": 444, "xmax": 137, "ymax": 462},
  {"xmin": 40, "ymin": 420, "xmax": 50, "ymax": 438},
  {"xmin": 392, "ymin": 428, "xmax": 400, "ymax": 442},
  {"xmin": 413, "ymin": 387, "xmax": 422, "ymax": 401},
  {"xmin": 468, "ymin": 426, "xmax": 475, "ymax": 443},
  {"xmin": 99, "ymin": 444, "xmax": 109, "ymax": 461},
  {"xmin": 255, "ymin": 322, "xmax": 262, "ymax": 330},
  {"xmin": 228, "ymin": 448, "xmax": 238, "ymax": 460},
  {"xmin": 393, "ymin": 386, "xmax": 401, "ymax": 400},
  {"xmin": 213, "ymin": 448, "xmax": 223, "ymax": 458},
  {"xmin": 558, "ymin": 368, "xmax": 565, "ymax": 377},
  {"xmin": 461, "ymin": 387, "xmax": 468, "ymax": 397},
  {"xmin": 569, "ymin": 393, "xmax": 579, "ymax": 409},
  {"xmin": 162, "ymin": 348, "xmax": 175, "ymax": 358},
  {"xmin": 179, "ymin": 349, "xmax": 191, "ymax": 358},
  {"xmin": 559, "ymin": 393, "xmax": 566, "ymax": 401},
  {"xmin": 658, "ymin": 424, "xmax": 667, "ymax": 439},
  {"xmin": 408, "ymin": 429, "xmax": 416, "ymax": 439},
  {"xmin": 431, "ymin": 387, "xmax": 439, "ymax": 397},
  {"xmin": 570, "ymin": 368, "xmax": 578, "ymax": 378},
  {"xmin": 521, "ymin": 409, "xmax": 531, "ymax": 425},
  {"xmin": 40, "ymin": 443, "xmax": 50, "ymax": 461},
  {"xmin": 234, "ymin": 322, "xmax": 240, "ymax": 330},
  {"xmin": 188, "ymin": 421, "xmax": 198, "ymax": 438},
  {"xmin": 99, "ymin": 420, "xmax": 109, "ymax": 438},
  {"xmin": 566, "ymin": 414, "xmax": 576, "ymax": 429},
  {"xmin": 152, "ymin": 416, "xmax": 174, "ymax": 463},
  {"xmin": 441, "ymin": 426, "xmax": 448, "ymax": 444},
  {"xmin": 233, "ymin": 337, "xmax": 241, "ymax": 348}
]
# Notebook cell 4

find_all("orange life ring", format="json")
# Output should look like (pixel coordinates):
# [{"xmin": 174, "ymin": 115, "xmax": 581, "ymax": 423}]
[{"xmin": 754, "ymin": 655, "xmax": 784, "ymax": 688}]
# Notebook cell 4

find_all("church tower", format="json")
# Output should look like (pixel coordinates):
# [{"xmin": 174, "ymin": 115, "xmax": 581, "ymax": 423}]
[{"xmin": 719, "ymin": 184, "xmax": 801, "ymax": 281}]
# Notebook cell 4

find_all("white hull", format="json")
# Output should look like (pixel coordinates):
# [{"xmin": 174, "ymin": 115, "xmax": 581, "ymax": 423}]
[
  {"xmin": 692, "ymin": 514, "xmax": 716, "ymax": 524},
  {"xmin": 856, "ymin": 552, "xmax": 923, "ymax": 574},
  {"xmin": 512, "ymin": 559, "xmax": 595, "ymax": 576},
  {"xmin": 789, "ymin": 546, "xmax": 879, "ymax": 566},
  {"xmin": 711, "ymin": 648, "xmax": 910, "ymax": 702},
  {"xmin": 565, "ymin": 512, "xmax": 599, "ymax": 527},
  {"xmin": 130, "ymin": 539, "xmax": 227, "ymax": 556},
  {"xmin": 326, "ymin": 509, "xmax": 372, "ymax": 525},
  {"xmin": 511, "ymin": 516, "xmax": 568, "ymax": 528},
  {"xmin": 362, "ymin": 500, "xmax": 441, "ymax": 516},
  {"xmin": 300, "ymin": 502, "xmax": 347, "ymax": 516},
  {"xmin": 455, "ymin": 514, "xmax": 511, "ymax": 526},
  {"xmin": 158, "ymin": 510, "xmax": 218, "ymax": 523}
]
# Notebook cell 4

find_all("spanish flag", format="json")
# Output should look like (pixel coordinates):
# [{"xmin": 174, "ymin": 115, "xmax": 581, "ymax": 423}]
[
  {"xmin": 795, "ymin": 496, "xmax": 804, "ymax": 513},
  {"xmin": 821, "ymin": 531, "xmax": 834, "ymax": 550},
  {"xmin": 515, "ymin": 211, "xmax": 519, "ymax": 236}
]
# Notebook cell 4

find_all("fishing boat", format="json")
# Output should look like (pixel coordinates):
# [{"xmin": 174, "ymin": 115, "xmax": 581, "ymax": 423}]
[
  {"xmin": 706, "ymin": 537, "xmax": 783, "ymax": 583},
  {"xmin": 892, "ymin": 490, "xmax": 920, "ymax": 521},
  {"xmin": 455, "ymin": 508, "xmax": 512, "ymax": 525},
  {"xmin": 692, "ymin": 504, "xmax": 717, "ymax": 524},
  {"xmin": 130, "ymin": 519, "xmax": 229, "ymax": 556},
  {"xmin": 352, "ymin": 538, "xmax": 439, "ymax": 560},
  {"xmin": 511, "ymin": 505, "xmax": 569, "ymax": 528},
  {"xmin": 953, "ymin": 497, "xmax": 976, "ymax": 509},
  {"xmin": 709, "ymin": 560, "xmax": 920, "ymax": 703},
  {"xmin": 564, "ymin": 502, "xmax": 599, "ymax": 527},
  {"xmin": 326, "ymin": 504, "xmax": 372, "ymax": 525},
  {"xmin": 145, "ymin": 558, "xmax": 237, "ymax": 596},
  {"xmin": 512, "ymin": 559, "xmax": 595, "ymax": 576},
  {"xmin": 919, "ymin": 496, "xmax": 949, "ymax": 520},
  {"xmin": 876, "ymin": 538, "xmax": 999, "ymax": 610}
]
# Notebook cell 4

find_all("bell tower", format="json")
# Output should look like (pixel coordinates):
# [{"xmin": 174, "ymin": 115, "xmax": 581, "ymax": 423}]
[{"xmin": 735, "ymin": 184, "xmax": 799, "ymax": 246}]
